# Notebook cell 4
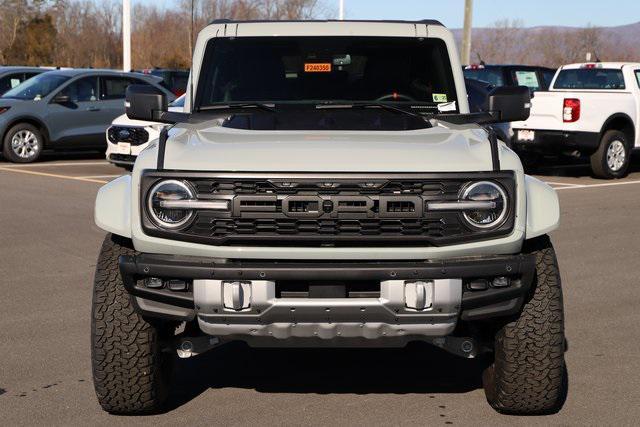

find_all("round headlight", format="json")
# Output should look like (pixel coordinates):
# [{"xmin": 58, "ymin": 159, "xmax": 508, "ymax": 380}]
[
  {"xmin": 147, "ymin": 180, "xmax": 194, "ymax": 229},
  {"xmin": 461, "ymin": 181, "xmax": 508, "ymax": 229}
]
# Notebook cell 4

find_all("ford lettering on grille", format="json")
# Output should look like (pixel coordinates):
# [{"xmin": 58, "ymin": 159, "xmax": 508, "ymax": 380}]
[{"xmin": 140, "ymin": 173, "xmax": 516, "ymax": 247}]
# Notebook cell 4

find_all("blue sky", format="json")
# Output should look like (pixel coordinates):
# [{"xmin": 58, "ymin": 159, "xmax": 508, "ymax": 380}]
[
  {"xmin": 326, "ymin": 0, "xmax": 640, "ymax": 28},
  {"xmin": 146, "ymin": 0, "xmax": 640, "ymax": 28}
]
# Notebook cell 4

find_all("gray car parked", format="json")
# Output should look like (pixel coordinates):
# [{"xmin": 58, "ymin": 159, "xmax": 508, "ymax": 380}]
[
  {"xmin": 0, "ymin": 66, "xmax": 52, "ymax": 96},
  {"xmin": 0, "ymin": 69, "xmax": 175, "ymax": 163}
]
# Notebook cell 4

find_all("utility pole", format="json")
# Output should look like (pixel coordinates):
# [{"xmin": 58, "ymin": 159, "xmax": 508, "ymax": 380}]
[
  {"xmin": 339, "ymin": 0, "xmax": 344, "ymax": 20},
  {"xmin": 123, "ymin": 0, "xmax": 131, "ymax": 71},
  {"xmin": 461, "ymin": 0, "xmax": 473, "ymax": 65},
  {"xmin": 190, "ymin": 0, "xmax": 195, "ymax": 54}
]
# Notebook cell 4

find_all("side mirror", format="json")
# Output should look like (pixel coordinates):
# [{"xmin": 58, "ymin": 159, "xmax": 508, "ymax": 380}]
[
  {"xmin": 125, "ymin": 84, "xmax": 167, "ymax": 122},
  {"xmin": 52, "ymin": 94, "xmax": 71, "ymax": 104},
  {"xmin": 484, "ymin": 86, "xmax": 531, "ymax": 123}
]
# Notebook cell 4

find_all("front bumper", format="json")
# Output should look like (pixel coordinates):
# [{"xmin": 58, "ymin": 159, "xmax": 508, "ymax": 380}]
[
  {"xmin": 512, "ymin": 129, "xmax": 600, "ymax": 155},
  {"xmin": 120, "ymin": 253, "xmax": 535, "ymax": 341}
]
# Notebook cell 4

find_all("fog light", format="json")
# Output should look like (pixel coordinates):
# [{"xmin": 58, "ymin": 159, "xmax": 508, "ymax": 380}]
[
  {"xmin": 167, "ymin": 279, "xmax": 188, "ymax": 291},
  {"xmin": 492, "ymin": 276, "xmax": 511, "ymax": 288},
  {"xmin": 145, "ymin": 277, "xmax": 164, "ymax": 289},
  {"xmin": 467, "ymin": 279, "xmax": 489, "ymax": 291}
]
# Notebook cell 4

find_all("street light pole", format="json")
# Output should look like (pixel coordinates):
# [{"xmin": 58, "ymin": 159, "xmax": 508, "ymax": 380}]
[
  {"xmin": 461, "ymin": 0, "xmax": 473, "ymax": 65},
  {"xmin": 339, "ymin": 0, "xmax": 344, "ymax": 20},
  {"xmin": 123, "ymin": 0, "xmax": 131, "ymax": 71}
]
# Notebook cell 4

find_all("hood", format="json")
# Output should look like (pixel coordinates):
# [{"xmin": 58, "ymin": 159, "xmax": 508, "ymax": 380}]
[
  {"xmin": 162, "ymin": 123, "xmax": 497, "ymax": 173},
  {"xmin": 0, "ymin": 98, "xmax": 29, "ymax": 108}
]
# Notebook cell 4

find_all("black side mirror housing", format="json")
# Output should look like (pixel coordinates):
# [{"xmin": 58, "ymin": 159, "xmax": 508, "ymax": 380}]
[
  {"xmin": 484, "ymin": 86, "xmax": 531, "ymax": 123},
  {"xmin": 52, "ymin": 94, "xmax": 71, "ymax": 104},
  {"xmin": 126, "ymin": 84, "xmax": 167, "ymax": 122}
]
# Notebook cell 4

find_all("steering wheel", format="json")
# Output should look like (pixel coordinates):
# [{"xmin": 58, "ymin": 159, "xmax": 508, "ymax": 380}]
[{"xmin": 376, "ymin": 93, "xmax": 416, "ymax": 102}]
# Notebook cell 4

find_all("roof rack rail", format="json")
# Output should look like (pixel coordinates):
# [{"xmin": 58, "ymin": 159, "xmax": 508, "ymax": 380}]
[{"xmin": 208, "ymin": 18, "xmax": 444, "ymax": 26}]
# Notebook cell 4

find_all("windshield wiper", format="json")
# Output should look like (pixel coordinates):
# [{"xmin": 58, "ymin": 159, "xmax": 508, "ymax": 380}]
[
  {"xmin": 315, "ymin": 102, "xmax": 428, "ymax": 120},
  {"xmin": 199, "ymin": 103, "xmax": 276, "ymax": 113}
]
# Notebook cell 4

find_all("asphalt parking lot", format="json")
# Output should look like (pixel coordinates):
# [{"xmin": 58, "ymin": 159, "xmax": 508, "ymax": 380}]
[{"xmin": 1, "ymin": 154, "xmax": 640, "ymax": 426}]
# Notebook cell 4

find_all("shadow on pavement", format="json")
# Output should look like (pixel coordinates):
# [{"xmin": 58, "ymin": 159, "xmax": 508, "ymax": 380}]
[
  {"xmin": 0, "ymin": 150, "xmax": 105, "ymax": 164},
  {"xmin": 525, "ymin": 152, "xmax": 640, "ymax": 178},
  {"xmin": 166, "ymin": 341, "xmax": 486, "ymax": 411}
]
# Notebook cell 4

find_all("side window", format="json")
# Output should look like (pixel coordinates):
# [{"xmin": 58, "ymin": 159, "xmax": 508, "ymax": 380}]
[
  {"xmin": 542, "ymin": 70, "xmax": 556, "ymax": 89},
  {"xmin": 635, "ymin": 71, "xmax": 640, "ymax": 89},
  {"xmin": 100, "ymin": 77, "xmax": 136, "ymax": 100},
  {"xmin": 59, "ymin": 77, "xmax": 99, "ymax": 102}
]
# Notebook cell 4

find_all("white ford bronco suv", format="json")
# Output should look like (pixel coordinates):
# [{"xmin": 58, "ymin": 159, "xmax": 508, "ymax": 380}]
[
  {"xmin": 92, "ymin": 19, "xmax": 566, "ymax": 415},
  {"xmin": 512, "ymin": 62, "xmax": 640, "ymax": 179}
]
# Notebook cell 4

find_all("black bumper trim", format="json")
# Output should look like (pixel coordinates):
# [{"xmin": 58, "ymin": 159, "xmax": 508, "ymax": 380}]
[
  {"xmin": 513, "ymin": 129, "xmax": 600, "ymax": 154},
  {"xmin": 108, "ymin": 153, "xmax": 136, "ymax": 165},
  {"xmin": 119, "ymin": 253, "xmax": 536, "ymax": 320}
]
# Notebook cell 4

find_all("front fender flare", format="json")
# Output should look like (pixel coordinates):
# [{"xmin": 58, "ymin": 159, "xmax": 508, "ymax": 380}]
[
  {"xmin": 95, "ymin": 175, "xmax": 132, "ymax": 238},
  {"xmin": 524, "ymin": 175, "xmax": 559, "ymax": 239}
]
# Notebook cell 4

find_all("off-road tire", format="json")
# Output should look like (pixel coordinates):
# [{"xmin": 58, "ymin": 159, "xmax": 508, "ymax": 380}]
[
  {"xmin": 482, "ymin": 235, "xmax": 566, "ymax": 415},
  {"xmin": 91, "ymin": 234, "xmax": 174, "ymax": 414},
  {"xmin": 2, "ymin": 123, "xmax": 44, "ymax": 163},
  {"xmin": 590, "ymin": 130, "xmax": 630, "ymax": 179}
]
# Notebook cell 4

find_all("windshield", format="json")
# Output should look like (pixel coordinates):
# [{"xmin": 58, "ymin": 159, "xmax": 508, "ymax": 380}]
[
  {"xmin": 554, "ymin": 68, "xmax": 625, "ymax": 90},
  {"xmin": 463, "ymin": 67, "xmax": 504, "ymax": 87},
  {"xmin": 196, "ymin": 37, "xmax": 458, "ymax": 113},
  {"xmin": 513, "ymin": 70, "xmax": 541, "ymax": 91},
  {"xmin": 2, "ymin": 73, "xmax": 70, "ymax": 100}
]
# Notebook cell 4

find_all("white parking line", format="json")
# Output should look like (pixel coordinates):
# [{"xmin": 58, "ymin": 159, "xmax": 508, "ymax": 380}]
[
  {"xmin": 77, "ymin": 175, "xmax": 123, "ymax": 179},
  {"xmin": 0, "ymin": 166, "xmax": 108, "ymax": 184},
  {"xmin": 544, "ymin": 181, "xmax": 584, "ymax": 188},
  {"xmin": 0, "ymin": 161, "xmax": 109, "ymax": 168},
  {"xmin": 554, "ymin": 180, "xmax": 640, "ymax": 191}
]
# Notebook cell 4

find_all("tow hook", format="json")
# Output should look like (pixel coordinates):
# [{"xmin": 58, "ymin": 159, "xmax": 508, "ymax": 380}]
[
  {"xmin": 429, "ymin": 336, "xmax": 479, "ymax": 358},
  {"xmin": 176, "ymin": 336, "xmax": 221, "ymax": 358}
]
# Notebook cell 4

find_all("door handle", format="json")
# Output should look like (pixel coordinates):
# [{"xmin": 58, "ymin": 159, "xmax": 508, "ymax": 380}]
[{"xmin": 86, "ymin": 107, "xmax": 101, "ymax": 112}]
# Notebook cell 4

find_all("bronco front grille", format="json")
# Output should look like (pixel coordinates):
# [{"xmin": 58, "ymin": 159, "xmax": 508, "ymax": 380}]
[{"xmin": 140, "ymin": 172, "xmax": 516, "ymax": 247}]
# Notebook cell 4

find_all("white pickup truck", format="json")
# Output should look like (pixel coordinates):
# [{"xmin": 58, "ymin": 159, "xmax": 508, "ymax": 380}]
[{"xmin": 512, "ymin": 62, "xmax": 640, "ymax": 178}]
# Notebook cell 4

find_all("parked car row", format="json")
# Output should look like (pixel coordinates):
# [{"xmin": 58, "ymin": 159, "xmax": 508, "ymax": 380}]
[
  {"xmin": 2, "ymin": 60, "xmax": 638, "ymax": 180},
  {"xmin": 0, "ymin": 67, "xmax": 177, "ymax": 163},
  {"xmin": 512, "ymin": 62, "xmax": 640, "ymax": 178},
  {"xmin": 465, "ymin": 61, "xmax": 640, "ymax": 179}
]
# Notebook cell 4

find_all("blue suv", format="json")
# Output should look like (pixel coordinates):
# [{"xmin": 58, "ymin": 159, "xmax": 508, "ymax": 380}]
[{"xmin": 0, "ymin": 69, "xmax": 175, "ymax": 163}]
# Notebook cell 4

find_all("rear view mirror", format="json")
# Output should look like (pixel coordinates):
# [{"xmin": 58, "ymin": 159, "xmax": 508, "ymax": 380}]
[
  {"xmin": 125, "ymin": 85, "xmax": 167, "ymax": 122},
  {"xmin": 484, "ymin": 86, "xmax": 531, "ymax": 123}
]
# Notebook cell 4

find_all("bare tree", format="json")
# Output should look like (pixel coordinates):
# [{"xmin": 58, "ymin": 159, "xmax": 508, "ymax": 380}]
[{"xmin": 4, "ymin": 0, "xmax": 636, "ymax": 70}]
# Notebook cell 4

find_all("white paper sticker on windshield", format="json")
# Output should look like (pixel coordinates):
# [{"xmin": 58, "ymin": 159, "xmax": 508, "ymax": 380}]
[
  {"xmin": 433, "ymin": 93, "xmax": 448, "ymax": 102},
  {"xmin": 10, "ymin": 78, "xmax": 20, "ymax": 88},
  {"xmin": 515, "ymin": 71, "xmax": 540, "ymax": 89},
  {"xmin": 437, "ymin": 101, "xmax": 457, "ymax": 112}
]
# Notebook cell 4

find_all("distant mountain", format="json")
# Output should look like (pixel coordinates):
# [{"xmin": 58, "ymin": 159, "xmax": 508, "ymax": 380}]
[{"xmin": 450, "ymin": 22, "xmax": 640, "ymax": 66}]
